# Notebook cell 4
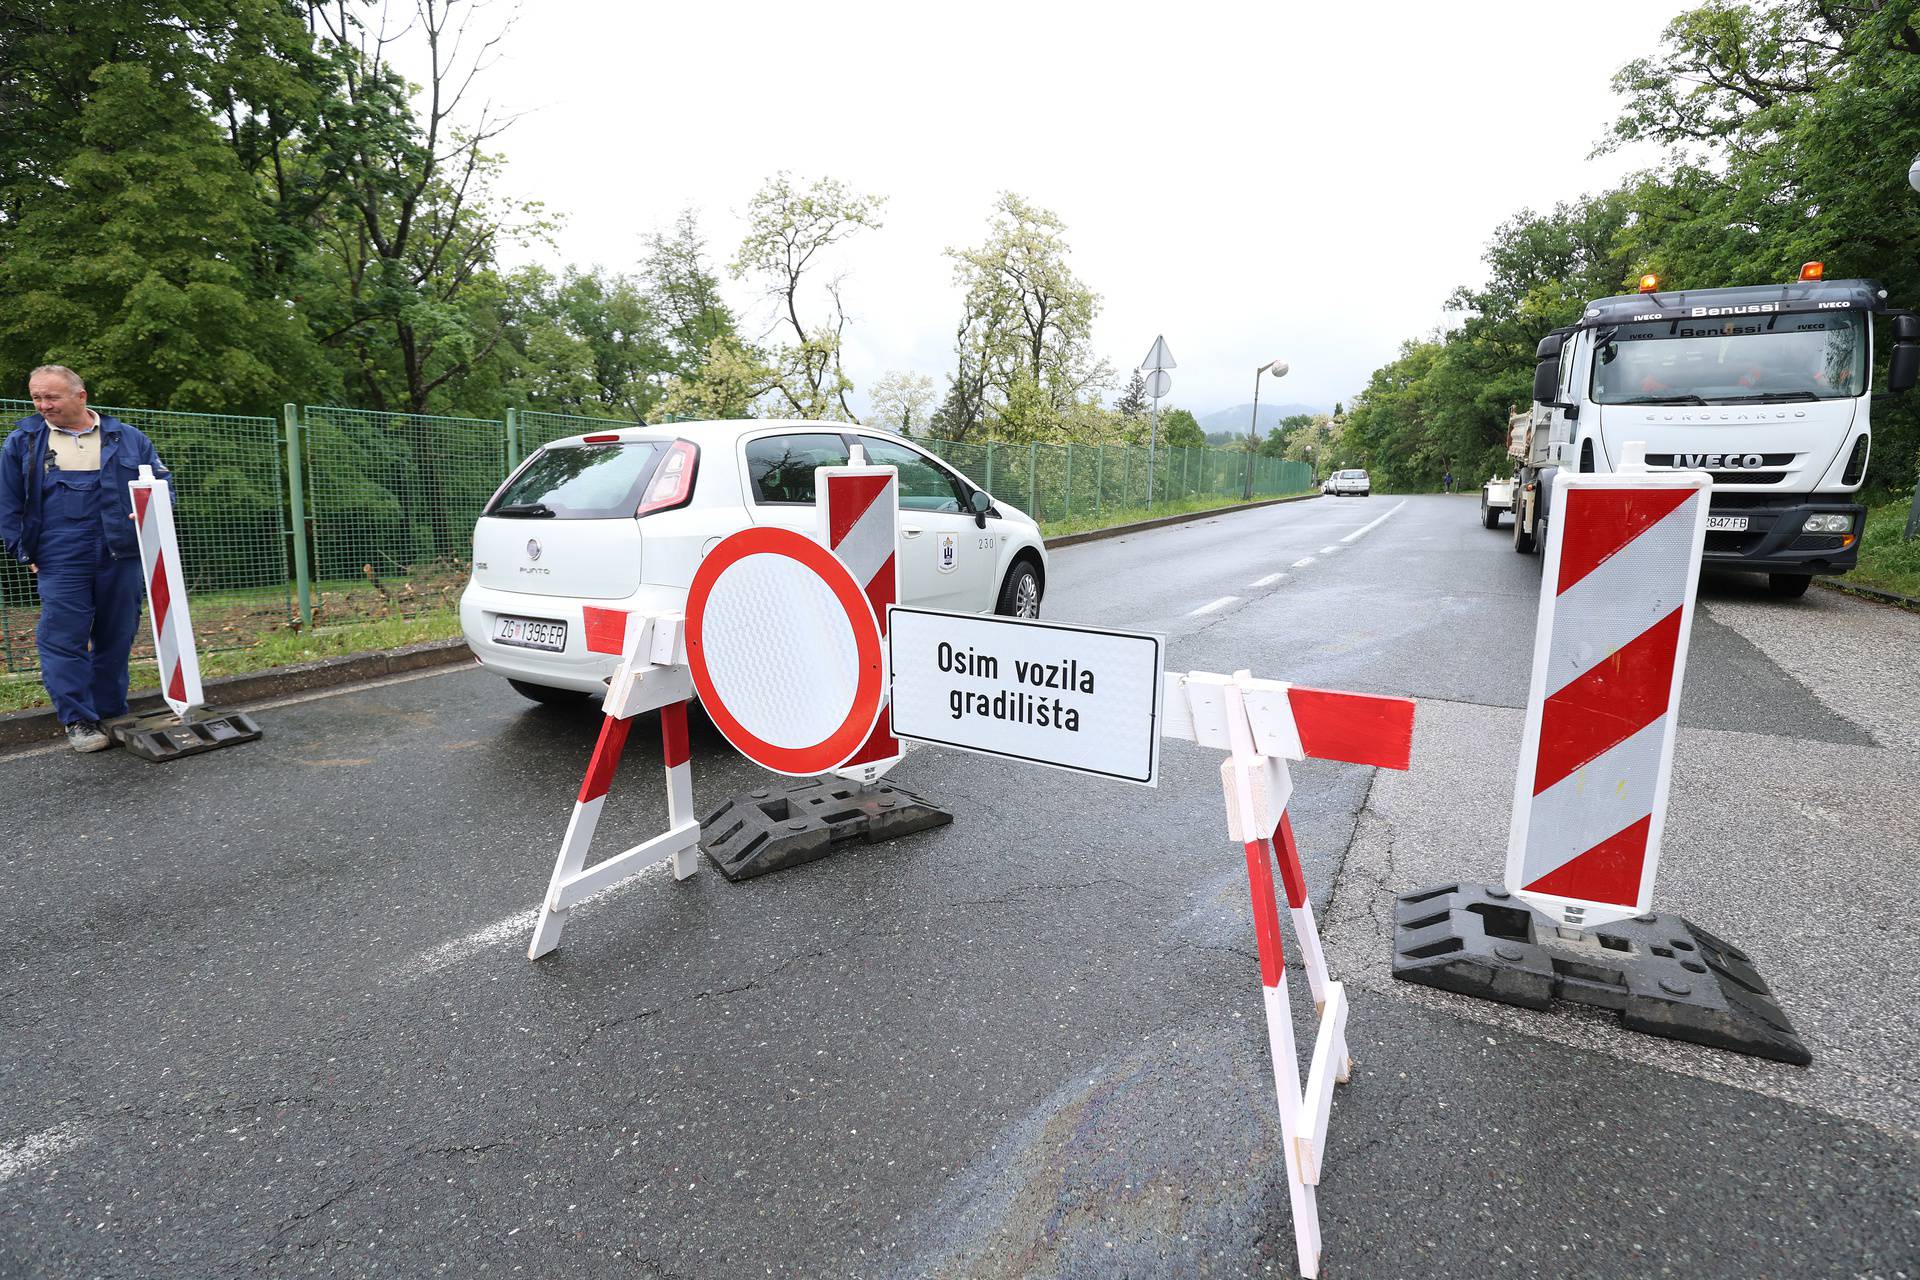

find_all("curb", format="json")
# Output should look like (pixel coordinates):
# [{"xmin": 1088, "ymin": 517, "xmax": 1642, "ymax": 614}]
[
  {"xmin": 0, "ymin": 637, "xmax": 474, "ymax": 753},
  {"xmin": 1815, "ymin": 577, "xmax": 1920, "ymax": 612},
  {"xmin": 1047, "ymin": 491, "xmax": 1322, "ymax": 549}
]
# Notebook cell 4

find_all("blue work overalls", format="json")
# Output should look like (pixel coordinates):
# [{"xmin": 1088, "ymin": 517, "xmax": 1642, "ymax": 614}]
[{"xmin": 35, "ymin": 446, "xmax": 143, "ymax": 725}]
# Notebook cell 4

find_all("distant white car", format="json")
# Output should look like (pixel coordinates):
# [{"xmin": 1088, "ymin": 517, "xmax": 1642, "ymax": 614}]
[
  {"xmin": 460, "ymin": 420, "xmax": 1050, "ymax": 703},
  {"xmin": 1328, "ymin": 469, "xmax": 1371, "ymax": 497}
]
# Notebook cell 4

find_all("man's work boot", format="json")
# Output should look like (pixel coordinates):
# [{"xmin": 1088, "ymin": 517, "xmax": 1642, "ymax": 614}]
[{"xmin": 65, "ymin": 720, "xmax": 111, "ymax": 753}]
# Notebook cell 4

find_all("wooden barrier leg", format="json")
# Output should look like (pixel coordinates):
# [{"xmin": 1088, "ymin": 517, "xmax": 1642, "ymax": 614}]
[
  {"xmin": 1241, "ymin": 825, "xmax": 1321, "ymax": 1278},
  {"xmin": 1273, "ymin": 809, "xmax": 1331, "ymax": 1014},
  {"xmin": 661, "ymin": 701, "xmax": 698, "ymax": 880},
  {"xmin": 529, "ymin": 714, "xmax": 633, "ymax": 959}
]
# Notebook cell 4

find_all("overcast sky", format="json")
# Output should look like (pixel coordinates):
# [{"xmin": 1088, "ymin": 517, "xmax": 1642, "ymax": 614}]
[{"xmin": 470, "ymin": 0, "xmax": 1686, "ymax": 419}]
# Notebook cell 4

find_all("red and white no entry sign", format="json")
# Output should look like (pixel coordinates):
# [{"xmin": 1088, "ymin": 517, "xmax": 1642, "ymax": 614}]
[{"xmin": 686, "ymin": 525, "xmax": 885, "ymax": 776}]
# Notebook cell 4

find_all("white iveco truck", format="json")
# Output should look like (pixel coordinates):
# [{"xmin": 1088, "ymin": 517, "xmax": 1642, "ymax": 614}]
[{"xmin": 1507, "ymin": 268, "xmax": 1918, "ymax": 596}]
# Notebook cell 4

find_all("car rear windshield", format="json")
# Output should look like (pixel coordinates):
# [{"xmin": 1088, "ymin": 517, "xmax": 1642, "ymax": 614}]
[
  {"xmin": 1339, "ymin": 470, "xmax": 1367, "ymax": 479},
  {"xmin": 486, "ymin": 440, "xmax": 666, "ymax": 519}
]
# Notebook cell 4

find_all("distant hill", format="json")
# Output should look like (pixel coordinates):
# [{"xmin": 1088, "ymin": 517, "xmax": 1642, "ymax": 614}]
[{"xmin": 1196, "ymin": 402, "xmax": 1328, "ymax": 441}]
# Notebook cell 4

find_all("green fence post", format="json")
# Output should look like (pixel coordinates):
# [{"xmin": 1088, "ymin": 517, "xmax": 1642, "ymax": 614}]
[
  {"xmin": 1028, "ymin": 442, "xmax": 1038, "ymax": 517},
  {"xmin": 985, "ymin": 442, "xmax": 995, "ymax": 494},
  {"xmin": 1095, "ymin": 444, "xmax": 1104, "ymax": 516},
  {"xmin": 505, "ymin": 407, "xmax": 522, "ymax": 471},
  {"xmin": 282, "ymin": 403, "xmax": 312, "ymax": 630},
  {"xmin": 1064, "ymin": 444, "xmax": 1073, "ymax": 522}
]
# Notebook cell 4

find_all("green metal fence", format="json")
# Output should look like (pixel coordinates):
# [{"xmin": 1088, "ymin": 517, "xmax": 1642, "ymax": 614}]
[
  {"xmin": 516, "ymin": 408, "xmax": 637, "ymax": 460},
  {"xmin": 299, "ymin": 405, "xmax": 508, "ymax": 627},
  {"xmin": 1, "ymin": 402, "xmax": 1317, "ymax": 676},
  {"xmin": 0, "ymin": 399, "xmax": 288, "ymax": 676},
  {"xmin": 919, "ymin": 438, "xmax": 1312, "ymax": 523}
]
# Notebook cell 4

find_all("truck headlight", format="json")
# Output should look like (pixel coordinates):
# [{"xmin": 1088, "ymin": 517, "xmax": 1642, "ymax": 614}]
[{"xmin": 1802, "ymin": 514, "xmax": 1853, "ymax": 533}]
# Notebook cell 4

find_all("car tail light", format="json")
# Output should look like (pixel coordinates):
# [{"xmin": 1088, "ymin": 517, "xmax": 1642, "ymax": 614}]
[{"xmin": 637, "ymin": 439, "xmax": 698, "ymax": 517}]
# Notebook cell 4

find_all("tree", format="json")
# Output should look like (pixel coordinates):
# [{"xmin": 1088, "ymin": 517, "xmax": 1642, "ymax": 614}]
[
  {"xmin": 866, "ymin": 371, "xmax": 936, "ymax": 433},
  {"xmin": 947, "ymin": 193, "xmax": 1112, "ymax": 435},
  {"xmin": 1161, "ymin": 408, "xmax": 1205, "ymax": 449},
  {"xmin": 306, "ymin": 0, "xmax": 543, "ymax": 414},
  {"xmin": 644, "ymin": 209, "xmax": 736, "ymax": 386},
  {"xmin": 659, "ymin": 336, "xmax": 779, "ymax": 422},
  {"xmin": 1114, "ymin": 370, "xmax": 1149, "ymax": 420},
  {"xmin": 730, "ymin": 172, "xmax": 885, "ymax": 420},
  {"xmin": 0, "ymin": 62, "xmax": 328, "ymax": 410}
]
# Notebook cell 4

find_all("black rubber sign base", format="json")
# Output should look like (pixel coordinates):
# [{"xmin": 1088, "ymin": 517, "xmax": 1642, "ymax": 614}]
[
  {"xmin": 701, "ymin": 778, "xmax": 952, "ymax": 881},
  {"xmin": 1391, "ymin": 882, "xmax": 1811, "ymax": 1066},
  {"xmin": 104, "ymin": 707, "xmax": 263, "ymax": 762}
]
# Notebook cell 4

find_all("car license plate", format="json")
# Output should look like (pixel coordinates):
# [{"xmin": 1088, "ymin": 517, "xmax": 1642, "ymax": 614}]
[
  {"xmin": 1706, "ymin": 516, "xmax": 1749, "ymax": 532},
  {"xmin": 495, "ymin": 615, "xmax": 567, "ymax": 651}
]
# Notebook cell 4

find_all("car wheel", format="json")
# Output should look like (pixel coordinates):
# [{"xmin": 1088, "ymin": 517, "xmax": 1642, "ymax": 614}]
[
  {"xmin": 508, "ymin": 678, "xmax": 591, "ymax": 706},
  {"xmin": 996, "ymin": 561, "xmax": 1042, "ymax": 618},
  {"xmin": 1767, "ymin": 573, "xmax": 1813, "ymax": 599}
]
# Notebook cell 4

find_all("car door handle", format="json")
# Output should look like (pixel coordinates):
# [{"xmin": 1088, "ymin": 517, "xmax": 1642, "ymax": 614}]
[{"xmin": 901, "ymin": 526, "xmax": 925, "ymax": 538}]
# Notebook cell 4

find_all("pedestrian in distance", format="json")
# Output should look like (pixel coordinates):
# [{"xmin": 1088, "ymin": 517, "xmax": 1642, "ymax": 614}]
[
  {"xmin": 1442, "ymin": 466, "xmax": 1455, "ymax": 495},
  {"xmin": 0, "ymin": 366, "xmax": 170, "ymax": 752}
]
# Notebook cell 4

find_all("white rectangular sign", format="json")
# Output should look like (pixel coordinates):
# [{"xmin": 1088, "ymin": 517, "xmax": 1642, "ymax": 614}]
[{"xmin": 887, "ymin": 607, "xmax": 1164, "ymax": 785}]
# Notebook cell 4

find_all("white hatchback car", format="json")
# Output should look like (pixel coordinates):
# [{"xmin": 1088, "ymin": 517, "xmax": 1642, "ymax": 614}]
[
  {"xmin": 460, "ymin": 419, "xmax": 1049, "ymax": 702},
  {"xmin": 1328, "ymin": 468, "xmax": 1372, "ymax": 497}
]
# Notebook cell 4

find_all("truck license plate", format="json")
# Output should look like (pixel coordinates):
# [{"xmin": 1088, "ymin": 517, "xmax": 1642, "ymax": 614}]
[
  {"xmin": 495, "ymin": 615, "xmax": 567, "ymax": 651},
  {"xmin": 1706, "ymin": 516, "xmax": 1749, "ymax": 532}
]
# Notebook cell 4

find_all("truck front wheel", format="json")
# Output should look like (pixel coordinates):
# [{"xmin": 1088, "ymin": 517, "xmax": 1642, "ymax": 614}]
[
  {"xmin": 1482, "ymin": 494, "xmax": 1501, "ymax": 530},
  {"xmin": 1768, "ymin": 573, "xmax": 1813, "ymax": 599},
  {"xmin": 1512, "ymin": 501, "xmax": 1535, "ymax": 554}
]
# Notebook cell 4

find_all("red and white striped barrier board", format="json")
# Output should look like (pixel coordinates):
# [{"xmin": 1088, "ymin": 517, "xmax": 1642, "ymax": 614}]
[
  {"xmin": 129, "ymin": 465, "xmax": 201, "ymax": 717},
  {"xmin": 1506, "ymin": 455, "xmax": 1709, "ymax": 929},
  {"xmin": 818, "ymin": 463, "xmax": 902, "ymax": 784},
  {"xmin": 1164, "ymin": 670, "xmax": 1415, "ymax": 1279},
  {"xmin": 529, "ymin": 614, "xmax": 699, "ymax": 959}
]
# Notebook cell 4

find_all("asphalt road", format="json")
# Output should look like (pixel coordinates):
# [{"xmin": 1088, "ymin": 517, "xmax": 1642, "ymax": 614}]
[{"xmin": 3, "ymin": 494, "xmax": 1915, "ymax": 1279}]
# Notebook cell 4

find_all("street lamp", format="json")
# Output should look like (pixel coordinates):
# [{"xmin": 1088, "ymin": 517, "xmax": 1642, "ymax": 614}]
[{"xmin": 1244, "ymin": 358, "xmax": 1289, "ymax": 499}]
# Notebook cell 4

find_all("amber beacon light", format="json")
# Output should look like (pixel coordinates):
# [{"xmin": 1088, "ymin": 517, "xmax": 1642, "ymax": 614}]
[
  {"xmin": 1638, "ymin": 273, "xmax": 1660, "ymax": 293},
  {"xmin": 1799, "ymin": 261, "xmax": 1824, "ymax": 282}
]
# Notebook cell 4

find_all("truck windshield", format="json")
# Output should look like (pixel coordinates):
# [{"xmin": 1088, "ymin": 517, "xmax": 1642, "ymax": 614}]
[{"xmin": 1589, "ymin": 311, "xmax": 1866, "ymax": 405}]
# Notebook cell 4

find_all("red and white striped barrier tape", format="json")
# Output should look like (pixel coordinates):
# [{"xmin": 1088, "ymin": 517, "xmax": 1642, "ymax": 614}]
[
  {"xmin": 129, "ymin": 466, "xmax": 201, "ymax": 717},
  {"xmin": 1507, "ymin": 450, "xmax": 1709, "ymax": 929}
]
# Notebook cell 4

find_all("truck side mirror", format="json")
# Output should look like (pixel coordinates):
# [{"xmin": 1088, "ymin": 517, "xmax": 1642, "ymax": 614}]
[
  {"xmin": 1535, "ymin": 333, "xmax": 1564, "ymax": 361},
  {"xmin": 1532, "ymin": 360, "xmax": 1560, "ymax": 405},
  {"xmin": 1891, "ymin": 313, "xmax": 1920, "ymax": 343},
  {"xmin": 1890, "ymin": 343, "xmax": 1920, "ymax": 394}
]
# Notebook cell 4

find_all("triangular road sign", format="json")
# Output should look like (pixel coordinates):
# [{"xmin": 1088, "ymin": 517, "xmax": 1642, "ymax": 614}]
[{"xmin": 1140, "ymin": 335, "xmax": 1176, "ymax": 371}]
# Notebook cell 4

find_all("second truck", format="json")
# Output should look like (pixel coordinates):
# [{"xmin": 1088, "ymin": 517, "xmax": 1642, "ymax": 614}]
[{"xmin": 1503, "ymin": 266, "xmax": 1918, "ymax": 596}]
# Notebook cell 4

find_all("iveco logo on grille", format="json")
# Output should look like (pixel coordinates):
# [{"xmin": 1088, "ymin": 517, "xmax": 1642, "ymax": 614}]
[
  {"xmin": 1678, "ymin": 453, "xmax": 1765, "ymax": 469},
  {"xmin": 526, "ymin": 538, "xmax": 542, "ymax": 561}
]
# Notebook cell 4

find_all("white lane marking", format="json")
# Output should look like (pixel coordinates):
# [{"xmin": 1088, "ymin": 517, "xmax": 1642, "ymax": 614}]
[
  {"xmin": 1250, "ymin": 573, "xmax": 1287, "ymax": 588},
  {"xmin": 405, "ymin": 859, "xmax": 675, "ymax": 978},
  {"xmin": 1340, "ymin": 500, "xmax": 1408, "ymax": 543},
  {"xmin": 1320, "ymin": 545, "xmax": 1341, "ymax": 555},
  {"xmin": 1291, "ymin": 557, "xmax": 1316, "ymax": 569},
  {"xmin": 1187, "ymin": 596, "xmax": 1240, "ymax": 617},
  {"xmin": 0, "ymin": 1121, "xmax": 94, "ymax": 1185}
]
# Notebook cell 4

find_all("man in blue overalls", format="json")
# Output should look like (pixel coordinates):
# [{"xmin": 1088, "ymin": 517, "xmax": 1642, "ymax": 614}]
[{"xmin": 0, "ymin": 365, "xmax": 170, "ymax": 752}]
